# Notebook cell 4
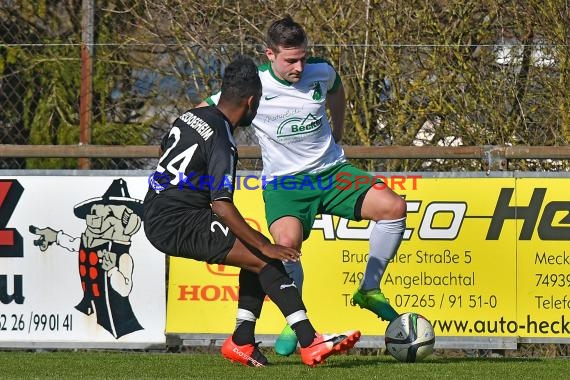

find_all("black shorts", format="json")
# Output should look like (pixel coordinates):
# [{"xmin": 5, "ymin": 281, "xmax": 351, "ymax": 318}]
[{"xmin": 143, "ymin": 204, "xmax": 236, "ymax": 264}]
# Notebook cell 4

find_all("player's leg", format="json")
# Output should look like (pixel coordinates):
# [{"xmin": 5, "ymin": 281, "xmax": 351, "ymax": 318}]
[
  {"xmin": 264, "ymin": 185, "xmax": 314, "ymax": 295},
  {"xmin": 233, "ymin": 270, "xmax": 264, "ymax": 345},
  {"xmin": 270, "ymin": 216, "xmax": 305, "ymax": 291},
  {"xmin": 263, "ymin": 184, "xmax": 319, "ymax": 356},
  {"xmin": 225, "ymin": 240, "xmax": 314, "ymax": 355},
  {"xmin": 223, "ymin": 238, "xmax": 360, "ymax": 366},
  {"xmin": 146, "ymin": 205, "xmax": 359, "ymax": 367},
  {"xmin": 321, "ymin": 163, "xmax": 406, "ymax": 322},
  {"xmin": 269, "ymin": 216, "xmax": 304, "ymax": 355},
  {"xmin": 352, "ymin": 183, "xmax": 406, "ymax": 321},
  {"xmin": 222, "ymin": 268, "xmax": 269, "ymax": 366}
]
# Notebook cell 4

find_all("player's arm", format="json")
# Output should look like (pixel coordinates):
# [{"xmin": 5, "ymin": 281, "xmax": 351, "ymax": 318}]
[
  {"xmin": 207, "ymin": 134, "xmax": 299, "ymax": 262},
  {"xmin": 211, "ymin": 199, "xmax": 299, "ymax": 262},
  {"xmin": 327, "ymin": 81, "xmax": 345, "ymax": 143}
]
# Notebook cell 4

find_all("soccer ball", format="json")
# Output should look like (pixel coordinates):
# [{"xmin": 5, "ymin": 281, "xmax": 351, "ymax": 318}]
[{"xmin": 384, "ymin": 312, "xmax": 435, "ymax": 362}]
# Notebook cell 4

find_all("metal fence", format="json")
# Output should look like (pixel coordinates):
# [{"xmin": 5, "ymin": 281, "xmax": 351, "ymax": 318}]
[
  {"xmin": 1, "ymin": 39, "xmax": 568, "ymax": 171},
  {"xmin": 2, "ymin": 144, "xmax": 570, "ymax": 173}
]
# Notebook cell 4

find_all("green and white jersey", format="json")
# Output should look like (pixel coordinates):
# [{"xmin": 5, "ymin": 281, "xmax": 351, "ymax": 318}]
[{"xmin": 206, "ymin": 58, "xmax": 346, "ymax": 179}]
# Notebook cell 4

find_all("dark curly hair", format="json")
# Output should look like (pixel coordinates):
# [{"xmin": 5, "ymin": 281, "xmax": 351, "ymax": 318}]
[{"xmin": 219, "ymin": 55, "xmax": 262, "ymax": 105}]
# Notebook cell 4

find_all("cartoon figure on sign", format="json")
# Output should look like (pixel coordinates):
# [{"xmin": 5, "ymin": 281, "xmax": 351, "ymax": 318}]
[{"xmin": 29, "ymin": 178, "xmax": 144, "ymax": 338}]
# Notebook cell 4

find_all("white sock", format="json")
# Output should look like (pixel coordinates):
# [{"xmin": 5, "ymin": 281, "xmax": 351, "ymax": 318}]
[
  {"xmin": 360, "ymin": 217, "xmax": 406, "ymax": 291},
  {"xmin": 235, "ymin": 308, "xmax": 256, "ymax": 329}
]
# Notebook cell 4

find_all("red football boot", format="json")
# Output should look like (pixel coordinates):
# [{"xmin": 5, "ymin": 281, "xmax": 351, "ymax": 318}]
[
  {"xmin": 221, "ymin": 336, "xmax": 268, "ymax": 367},
  {"xmin": 300, "ymin": 330, "xmax": 361, "ymax": 367}
]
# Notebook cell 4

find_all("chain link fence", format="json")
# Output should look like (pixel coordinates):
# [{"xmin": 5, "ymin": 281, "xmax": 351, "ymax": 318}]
[
  {"xmin": 0, "ymin": 41, "xmax": 263, "ymax": 170},
  {"xmin": 1, "ymin": 2, "xmax": 569, "ymax": 172}
]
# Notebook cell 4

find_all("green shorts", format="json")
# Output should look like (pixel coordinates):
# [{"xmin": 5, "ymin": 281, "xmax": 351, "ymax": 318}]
[{"xmin": 262, "ymin": 162, "xmax": 384, "ymax": 240}]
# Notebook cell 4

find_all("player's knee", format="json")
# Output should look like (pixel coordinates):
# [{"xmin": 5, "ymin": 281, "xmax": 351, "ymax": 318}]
[
  {"xmin": 274, "ymin": 235, "xmax": 302, "ymax": 251},
  {"xmin": 390, "ymin": 196, "xmax": 407, "ymax": 219},
  {"xmin": 369, "ymin": 194, "xmax": 407, "ymax": 221}
]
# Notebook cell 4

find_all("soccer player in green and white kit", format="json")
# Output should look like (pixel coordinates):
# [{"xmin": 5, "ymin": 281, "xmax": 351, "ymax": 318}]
[{"xmin": 200, "ymin": 16, "xmax": 407, "ymax": 356}]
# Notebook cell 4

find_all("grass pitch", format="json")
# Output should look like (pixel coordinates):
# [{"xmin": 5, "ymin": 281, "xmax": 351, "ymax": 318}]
[{"xmin": 1, "ymin": 350, "xmax": 567, "ymax": 379}]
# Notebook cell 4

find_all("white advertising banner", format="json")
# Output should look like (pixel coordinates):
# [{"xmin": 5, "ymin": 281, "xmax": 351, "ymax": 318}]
[{"xmin": 0, "ymin": 175, "xmax": 165, "ymax": 347}]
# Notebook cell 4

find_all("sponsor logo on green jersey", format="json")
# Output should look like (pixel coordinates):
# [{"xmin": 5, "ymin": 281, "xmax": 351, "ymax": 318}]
[{"xmin": 276, "ymin": 113, "xmax": 322, "ymax": 137}]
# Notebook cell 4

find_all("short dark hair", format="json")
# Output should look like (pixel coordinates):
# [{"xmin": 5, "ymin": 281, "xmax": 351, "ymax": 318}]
[
  {"xmin": 219, "ymin": 55, "xmax": 262, "ymax": 105},
  {"xmin": 266, "ymin": 15, "xmax": 307, "ymax": 52}
]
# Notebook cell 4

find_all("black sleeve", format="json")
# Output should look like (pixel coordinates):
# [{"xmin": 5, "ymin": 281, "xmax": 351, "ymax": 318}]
[
  {"xmin": 207, "ymin": 134, "xmax": 237, "ymax": 202},
  {"xmin": 160, "ymin": 131, "xmax": 172, "ymax": 153}
]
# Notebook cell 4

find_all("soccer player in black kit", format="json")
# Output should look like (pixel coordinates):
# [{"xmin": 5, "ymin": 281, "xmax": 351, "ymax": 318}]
[{"xmin": 143, "ymin": 55, "xmax": 360, "ymax": 367}]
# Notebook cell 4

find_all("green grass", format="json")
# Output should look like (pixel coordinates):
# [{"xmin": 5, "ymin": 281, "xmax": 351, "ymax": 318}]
[{"xmin": 0, "ymin": 351, "xmax": 568, "ymax": 380}]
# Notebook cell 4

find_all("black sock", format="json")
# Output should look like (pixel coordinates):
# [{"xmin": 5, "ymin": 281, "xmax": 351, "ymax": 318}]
[
  {"xmin": 258, "ymin": 261, "xmax": 316, "ymax": 346},
  {"xmin": 232, "ymin": 269, "xmax": 265, "ymax": 345},
  {"xmin": 237, "ymin": 269, "xmax": 264, "ymax": 317},
  {"xmin": 291, "ymin": 320, "xmax": 317, "ymax": 348},
  {"xmin": 232, "ymin": 320, "xmax": 256, "ymax": 345}
]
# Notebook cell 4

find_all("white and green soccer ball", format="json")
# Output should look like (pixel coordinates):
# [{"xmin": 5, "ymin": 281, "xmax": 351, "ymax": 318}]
[{"xmin": 385, "ymin": 312, "xmax": 436, "ymax": 362}]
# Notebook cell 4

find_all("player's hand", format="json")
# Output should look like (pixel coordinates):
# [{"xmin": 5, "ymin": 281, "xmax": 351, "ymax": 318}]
[{"xmin": 262, "ymin": 244, "xmax": 301, "ymax": 262}]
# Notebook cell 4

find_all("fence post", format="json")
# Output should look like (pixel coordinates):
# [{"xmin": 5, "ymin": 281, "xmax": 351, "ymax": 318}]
[
  {"xmin": 79, "ymin": 0, "xmax": 94, "ymax": 169},
  {"xmin": 482, "ymin": 145, "xmax": 508, "ymax": 173}
]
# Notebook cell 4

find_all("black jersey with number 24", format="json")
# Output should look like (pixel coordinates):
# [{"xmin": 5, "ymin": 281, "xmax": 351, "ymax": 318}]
[
  {"xmin": 145, "ymin": 105, "xmax": 238, "ymax": 210},
  {"xmin": 143, "ymin": 106, "xmax": 238, "ymax": 263}
]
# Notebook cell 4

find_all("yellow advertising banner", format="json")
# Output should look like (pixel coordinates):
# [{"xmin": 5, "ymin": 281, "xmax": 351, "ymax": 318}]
[
  {"xmin": 166, "ymin": 175, "xmax": 570, "ymax": 340},
  {"xmin": 515, "ymin": 178, "xmax": 570, "ymax": 338}
]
